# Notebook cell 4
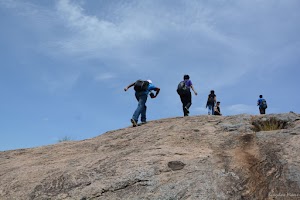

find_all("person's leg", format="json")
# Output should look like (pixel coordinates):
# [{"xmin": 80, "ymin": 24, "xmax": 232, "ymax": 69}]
[
  {"xmin": 259, "ymin": 108, "xmax": 264, "ymax": 114},
  {"xmin": 140, "ymin": 95, "xmax": 148, "ymax": 122},
  {"xmin": 183, "ymin": 105, "xmax": 188, "ymax": 116},
  {"xmin": 132, "ymin": 93, "xmax": 147, "ymax": 122},
  {"xmin": 185, "ymin": 92, "xmax": 192, "ymax": 110},
  {"xmin": 132, "ymin": 93, "xmax": 141, "ymax": 122},
  {"xmin": 141, "ymin": 105, "xmax": 147, "ymax": 123},
  {"xmin": 211, "ymin": 103, "xmax": 215, "ymax": 115},
  {"xmin": 208, "ymin": 105, "xmax": 212, "ymax": 115},
  {"xmin": 184, "ymin": 95, "xmax": 191, "ymax": 116},
  {"xmin": 180, "ymin": 95, "xmax": 188, "ymax": 116},
  {"xmin": 182, "ymin": 92, "xmax": 192, "ymax": 116}
]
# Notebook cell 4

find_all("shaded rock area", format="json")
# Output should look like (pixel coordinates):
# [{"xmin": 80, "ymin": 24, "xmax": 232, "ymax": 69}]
[{"xmin": 1, "ymin": 113, "xmax": 300, "ymax": 200}]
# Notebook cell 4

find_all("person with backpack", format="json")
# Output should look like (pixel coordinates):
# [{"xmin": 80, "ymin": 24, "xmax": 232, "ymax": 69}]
[
  {"xmin": 257, "ymin": 95, "xmax": 267, "ymax": 114},
  {"xmin": 206, "ymin": 90, "xmax": 216, "ymax": 115},
  {"xmin": 124, "ymin": 79, "xmax": 160, "ymax": 127},
  {"xmin": 177, "ymin": 74, "xmax": 198, "ymax": 116}
]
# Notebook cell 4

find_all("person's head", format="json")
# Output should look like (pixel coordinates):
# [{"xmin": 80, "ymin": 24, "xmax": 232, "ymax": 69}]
[
  {"xmin": 217, "ymin": 101, "xmax": 220, "ymax": 106},
  {"xmin": 183, "ymin": 74, "xmax": 190, "ymax": 80},
  {"xmin": 147, "ymin": 79, "xmax": 152, "ymax": 84},
  {"xmin": 259, "ymin": 95, "xmax": 263, "ymax": 98},
  {"xmin": 210, "ymin": 90, "xmax": 215, "ymax": 94}
]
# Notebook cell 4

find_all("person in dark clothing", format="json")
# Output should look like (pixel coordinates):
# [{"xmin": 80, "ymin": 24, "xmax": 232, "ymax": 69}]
[
  {"xmin": 178, "ymin": 75, "xmax": 198, "ymax": 116},
  {"xmin": 214, "ymin": 101, "xmax": 222, "ymax": 116},
  {"xmin": 257, "ymin": 95, "xmax": 267, "ymax": 114},
  {"xmin": 206, "ymin": 90, "xmax": 216, "ymax": 115}
]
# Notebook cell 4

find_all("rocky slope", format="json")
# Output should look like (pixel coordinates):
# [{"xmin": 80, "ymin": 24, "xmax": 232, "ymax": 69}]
[{"xmin": 1, "ymin": 113, "xmax": 300, "ymax": 200}]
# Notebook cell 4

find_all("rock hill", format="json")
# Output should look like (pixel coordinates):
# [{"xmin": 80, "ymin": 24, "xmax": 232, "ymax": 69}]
[{"xmin": 1, "ymin": 113, "xmax": 300, "ymax": 200}]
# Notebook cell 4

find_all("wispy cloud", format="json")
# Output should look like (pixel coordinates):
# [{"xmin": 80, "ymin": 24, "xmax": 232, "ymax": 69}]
[
  {"xmin": 224, "ymin": 104, "xmax": 257, "ymax": 115},
  {"xmin": 94, "ymin": 72, "xmax": 116, "ymax": 82},
  {"xmin": 53, "ymin": 0, "xmax": 234, "ymax": 60},
  {"xmin": 195, "ymin": 104, "xmax": 257, "ymax": 116},
  {"xmin": 54, "ymin": 0, "xmax": 156, "ymax": 58},
  {"xmin": 40, "ymin": 72, "xmax": 80, "ymax": 93},
  {"xmin": 2, "ymin": 0, "xmax": 299, "ymax": 93}
]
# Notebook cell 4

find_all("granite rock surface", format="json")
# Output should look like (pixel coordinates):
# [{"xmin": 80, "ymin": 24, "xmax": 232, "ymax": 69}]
[{"xmin": 1, "ymin": 113, "xmax": 300, "ymax": 200}]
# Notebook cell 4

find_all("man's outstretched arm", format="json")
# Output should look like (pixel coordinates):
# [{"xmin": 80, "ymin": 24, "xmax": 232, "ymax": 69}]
[{"xmin": 124, "ymin": 83, "xmax": 135, "ymax": 91}]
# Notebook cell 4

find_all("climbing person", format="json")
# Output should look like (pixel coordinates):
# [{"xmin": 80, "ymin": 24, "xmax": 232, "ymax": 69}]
[
  {"xmin": 257, "ymin": 95, "xmax": 267, "ymax": 114},
  {"xmin": 206, "ymin": 90, "xmax": 216, "ymax": 115},
  {"xmin": 214, "ymin": 101, "xmax": 222, "ymax": 116},
  {"xmin": 176, "ymin": 74, "xmax": 198, "ymax": 116},
  {"xmin": 124, "ymin": 79, "xmax": 160, "ymax": 127}
]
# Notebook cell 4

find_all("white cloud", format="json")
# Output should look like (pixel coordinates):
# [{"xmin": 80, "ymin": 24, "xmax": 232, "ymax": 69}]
[
  {"xmin": 195, "ymin": 104, "xmax": 258, "ymax": 116},
  {"xmin": 43, "ymin": 118, "xmax": 49, "ymax": 121},
  {"xmin": 54, "ymin": 0, "xmax": 155, "ymax": 57},
  {"xmin": 224, "ymin": 104, "xmax": 257, "ymax": 115},
  {"xmin": 40, "ymin": 72, "xmax": 80, "ymax": 93},
  {"xmin": 195, "ymin": 107, "xmax": 208, "ymax": 114},
  {"xmin": 0, "ymin": 0, "xmax": 17, "ymax": 8},
  {"xmin": 52, "ymin": 0, "xmax": 256, "ymax": 91},
  {"xmin": 94, "ymin": 73, "xmax": 116, "ymax": 82},
  {"xmin": 2, "ymin": 0, "xmax": 300, "ymax": 93},
  {"xmin": 53, "ymin": 0, "xmax": 236, "ymax": 59}
]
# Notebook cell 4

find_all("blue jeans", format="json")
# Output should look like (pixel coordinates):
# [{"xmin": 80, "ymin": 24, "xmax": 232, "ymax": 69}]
[
  {"xmin": 208, "ymin": 104, "xmax": 214, "ymax": 115},
  {"xmin": 132, "ymin": 92, "xmax": 148, "ymax": 122}
]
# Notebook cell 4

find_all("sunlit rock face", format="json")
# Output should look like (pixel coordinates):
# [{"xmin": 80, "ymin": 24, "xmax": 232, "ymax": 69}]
[{"xmin": 1, "ymin": 113, "xmax": 300, "ymax": 200}]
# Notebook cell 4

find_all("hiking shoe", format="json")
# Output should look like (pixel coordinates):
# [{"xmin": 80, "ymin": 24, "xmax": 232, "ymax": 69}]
[
  {"xmin": 184, "ymin": 106, "xmax": 190, "ymax": 114},
  {"xmin": 131, "ymin": 119, "xmax": 138, "ymax": 127},
  {"xmin": 138, "ymin": 121, "xmax": 147, "ymax": 126}
]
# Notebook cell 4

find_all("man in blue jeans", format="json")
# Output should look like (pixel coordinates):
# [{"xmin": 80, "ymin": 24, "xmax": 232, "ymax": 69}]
[{"xmin": 124, "ymin": 80, "xmax": 160, "ymax": 127}]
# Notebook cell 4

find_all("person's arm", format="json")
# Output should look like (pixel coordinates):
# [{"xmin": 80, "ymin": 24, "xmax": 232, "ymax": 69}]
[
  {"xmin": 214, "ymin": 96, "xmax": 217, "ymax": 104},
  {"xmin": 190, "ymin": 85, "xmax": 198, "ymax": 95},
  {"xmin": 206, "ymin": 96, "xmax": 209, "ymax": 108},
  {"xmin": 152, "ymin": 87, "xmax": 160, "ymax": 98},
  {"xmin": 124, "ymin": 82, "xmax": 135, "ymax": 91}
]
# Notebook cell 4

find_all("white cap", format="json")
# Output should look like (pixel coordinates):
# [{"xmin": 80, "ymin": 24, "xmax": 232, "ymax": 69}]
[{"xmin": 147, "ymin": 79, "xmax": 152, "ymax": 84}]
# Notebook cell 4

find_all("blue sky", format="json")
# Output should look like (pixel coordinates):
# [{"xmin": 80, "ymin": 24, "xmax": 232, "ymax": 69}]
[{"xmin": 1, "ymin": 0, "xmax": 300, "ymax": 151}]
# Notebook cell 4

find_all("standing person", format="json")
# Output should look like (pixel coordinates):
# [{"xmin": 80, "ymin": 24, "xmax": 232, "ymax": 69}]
[
  {"xmin": 124, "ymin": 79, "xmax": 160, "ymax": 127},
  {"xmin": 257, "ymin": 95, "xmax": 267, "ymax": 114},
  {"xmin": 214, "ymin": 101, "xmax": 222, "ymax": 116},
  {"xmin": 177, "ymin": 74, "xmax": 198, "ymax": 116},
  {"xmin": 206, "ymin": 90, "xmax": 216, "ymax": 115}
]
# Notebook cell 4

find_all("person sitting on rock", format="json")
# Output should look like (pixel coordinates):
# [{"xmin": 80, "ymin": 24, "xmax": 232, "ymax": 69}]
[{"xmin": 214, "ymin": 101, "xmax": 222, "ymax": 116}]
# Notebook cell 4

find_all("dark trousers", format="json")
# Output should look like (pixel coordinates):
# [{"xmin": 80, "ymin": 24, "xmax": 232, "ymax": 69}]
[
  {"xmin": 259, "ymin": 108, "xmax": 266, "ymax": 114},
  {"xmin": 180, "ymin": 92, "xmax": 192, "ymax": 116}
]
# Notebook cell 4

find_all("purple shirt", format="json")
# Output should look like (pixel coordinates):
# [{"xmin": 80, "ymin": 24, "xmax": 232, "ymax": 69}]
[{"xmin": 184, "ymin": 80, "xmax": 192, "ymax": 88}]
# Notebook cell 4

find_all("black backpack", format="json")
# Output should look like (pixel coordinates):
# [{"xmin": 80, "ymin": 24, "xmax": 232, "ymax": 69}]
[
  {"xmin": 177, "ymin": 81, "xmax": 189, "ymax": 95},
  {"xmin": 134, "ymin": 80, "xmax": 149, "ymax": 92},
  {"xmin": 260, "ymin": 99, "xmax": 268, "ymax": 109},
  {"xmin": 207, "ymin": 94, "xmax": 215, "ymax": 105}
]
